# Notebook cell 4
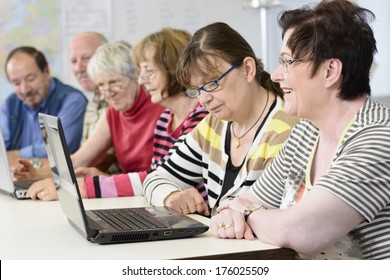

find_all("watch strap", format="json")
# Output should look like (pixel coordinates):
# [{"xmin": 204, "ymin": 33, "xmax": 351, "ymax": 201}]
[{"xmin": 243, "ymin": 204, "xmax": 265, "ymax": 222}]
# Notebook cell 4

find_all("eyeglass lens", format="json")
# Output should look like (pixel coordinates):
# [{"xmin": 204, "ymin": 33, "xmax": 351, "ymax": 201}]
[{"xmin": 185, "ymin": 61, "xmax": 241, "ymax": 98}]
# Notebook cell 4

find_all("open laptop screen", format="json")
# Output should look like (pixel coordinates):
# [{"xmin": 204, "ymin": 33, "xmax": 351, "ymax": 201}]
[
  {"xmin": 39, "ymin": 113, "xmax": 209, "ymax": 245},
  {"xmin": 39, "ymin": 113, "xmax": 89, "ymax": 238},
  {"xmin": 0, "ymin": 129, "xmax": 16, "ymax": 195}
]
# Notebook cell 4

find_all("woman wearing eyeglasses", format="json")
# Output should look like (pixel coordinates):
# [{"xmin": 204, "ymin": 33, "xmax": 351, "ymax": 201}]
[
  {"xmin": 210, "ymin": 0, "xmax": 390, "ymax": 259},
  {"xmin": 143, "ymin": 22, "xmax": 299, "ymax": 216},
  {"xmin": 25, "ymin": 40, "xmax": 164, "ymax": 200},
  {"xmin": 26, "ymin": 29, "xmax": 209, "ymax": 201},
  {"xmin": 71, "ymin": 40, "xmax": 166, "ymax": 175},
  {"xmin": 76, "ymin": 28, "xmax": 209, "ymax": 199}
]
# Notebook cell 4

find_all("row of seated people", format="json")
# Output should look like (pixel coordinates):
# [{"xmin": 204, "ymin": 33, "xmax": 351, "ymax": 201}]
[
  {"xmin": 7, "ymin": 29, "xmax": 209, "ymax": 203},
  {"xmin": 2, "ymin": 0, "xmax": 390, "ymax": 260}
]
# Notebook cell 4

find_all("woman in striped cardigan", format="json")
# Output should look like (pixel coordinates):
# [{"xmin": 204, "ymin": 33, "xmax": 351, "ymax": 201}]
[{"xmin": 143, "ymin": 22, "xmax": 298, "ymax": 217}]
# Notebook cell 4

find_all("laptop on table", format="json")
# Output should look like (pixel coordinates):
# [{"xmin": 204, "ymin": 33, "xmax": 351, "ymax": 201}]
[
  {"xmin": 38, "ymin": 113, "xmax": 208, "ymax": 244},
  {"xmin": 0, "ymin": 129, "xmax": 37, "ymax": 199}
]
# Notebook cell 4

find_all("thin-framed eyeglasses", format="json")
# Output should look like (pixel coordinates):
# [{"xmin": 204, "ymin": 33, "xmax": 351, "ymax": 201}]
[
  {"xmin": 185, "ymin": 60, "xmax": 242, "ymax": 98},
  {"xmin": 138, "ymin": 69, "xmax": 158, "ymax": 82},
  {"xmin": 278, "ymin": 56, "xmax": 304, "ymax": 73},
  {"xmin": 98, "ymin": 78, "xmax": 128, "ymax": 94}
]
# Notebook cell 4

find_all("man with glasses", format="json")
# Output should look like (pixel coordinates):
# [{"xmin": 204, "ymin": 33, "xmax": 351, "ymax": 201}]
[{"xmin": 0, "ymin": 46, "xmax": 87, "ymax": 168}]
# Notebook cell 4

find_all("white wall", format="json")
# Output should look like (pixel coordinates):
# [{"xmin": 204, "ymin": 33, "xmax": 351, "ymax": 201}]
[
  {"xmin": 63, "ymin": 0, "xmax": 264, "ymax": 93},
  {"xmin": 263, "ymin": 0, "xmax": 389, "ymax": 99},
  {"xmin": 59, "ymin": 0, "xmax": 390, "ymax": 100},
  {"xmin": 358, "ymin": 0, "xmax": 390, "ymax": 98}
]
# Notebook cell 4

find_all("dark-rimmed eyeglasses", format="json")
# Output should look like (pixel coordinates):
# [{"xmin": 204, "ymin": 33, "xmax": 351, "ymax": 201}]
[{"xmin": 185, "ymin": 61, "xmax": 242, "ymax": 98}]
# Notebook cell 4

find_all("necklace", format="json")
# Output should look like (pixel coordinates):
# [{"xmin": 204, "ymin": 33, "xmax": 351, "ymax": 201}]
[{"xmin": 231, "ymin": 91, "xmax": 269, "ymax": 149}]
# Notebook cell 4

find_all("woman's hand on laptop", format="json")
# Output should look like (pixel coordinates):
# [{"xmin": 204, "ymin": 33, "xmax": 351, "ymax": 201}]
[{"xmin": 27, "ymin": 178, "xmax": 58, "ymax": 201}]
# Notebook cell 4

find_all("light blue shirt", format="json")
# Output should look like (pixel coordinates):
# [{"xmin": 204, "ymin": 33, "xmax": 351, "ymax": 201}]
[{"xmin": 0, "ymin": 78, "xmax": 87, "ymax": 158}]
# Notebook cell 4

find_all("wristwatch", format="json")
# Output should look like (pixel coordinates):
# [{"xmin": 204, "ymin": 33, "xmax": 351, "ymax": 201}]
[
  {"xmin": 31, "ymin": 158, "xmax": 42, "ymax": 168},
  {"xmin": 243, "ymin": 204, "xmax": 266, "ymax": 222}
]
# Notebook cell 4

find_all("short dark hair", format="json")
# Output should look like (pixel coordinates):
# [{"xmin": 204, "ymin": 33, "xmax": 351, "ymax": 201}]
[
  {"xmin": 278, "ymin": 0, "xmax": 377, "ymax": 100},
  {"xmin": 5, "ymin": 46, "xmax": 49, "ymax": 80},
  {"xmin": 177, "ymin": 22, "xmax": 283, "ymax": 98}
]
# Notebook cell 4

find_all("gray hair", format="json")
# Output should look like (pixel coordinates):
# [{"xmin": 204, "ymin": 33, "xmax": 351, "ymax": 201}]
[{"xmin": 87, "ymin": 40, "xmax": 136, "ymax": 80}]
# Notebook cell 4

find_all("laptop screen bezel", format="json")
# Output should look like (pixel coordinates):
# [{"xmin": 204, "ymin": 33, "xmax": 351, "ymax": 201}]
[{"xmin": 39, "ymin": 113, "xmax": 96, "ymax": 238}]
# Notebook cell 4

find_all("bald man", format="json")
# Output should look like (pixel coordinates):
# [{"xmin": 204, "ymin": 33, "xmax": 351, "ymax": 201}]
[{"xmin": 69, "ymin": 32, "xmax": 109, "ymax": 144}]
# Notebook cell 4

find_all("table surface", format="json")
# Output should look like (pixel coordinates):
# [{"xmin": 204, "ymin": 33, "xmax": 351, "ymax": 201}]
[{"xmin": 0, "ymin": 194, "xmax": 295, "ymax": 260}]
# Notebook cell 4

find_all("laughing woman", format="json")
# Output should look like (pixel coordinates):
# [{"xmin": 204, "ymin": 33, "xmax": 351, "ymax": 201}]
[{"xmin": 211, "ymin": 0, "xmax": 390, "ymax": 260}]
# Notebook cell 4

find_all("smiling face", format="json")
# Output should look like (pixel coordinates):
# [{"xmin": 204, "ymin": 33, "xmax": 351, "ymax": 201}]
[
  {"xmin": 70, "ymin": 33, "xmax": 106, "ymax": 93},
  {"xmin": 137, "ymin": 48, "xmax": 167, "ymax": 105},
  {"xmin": 94, "ymin": 74, "xmax": 138, "ymax": 112},
  {"xmin": 271, "ymin": 28, "xmax": 326, "ymax": 119},
  {"xmin": 6, "ymin": 52, "xmax": 51, "ymax": 108}
]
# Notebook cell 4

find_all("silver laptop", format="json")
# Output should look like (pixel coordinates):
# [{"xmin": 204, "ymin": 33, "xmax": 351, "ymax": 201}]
[
  {"xmin": 39, "ymin": 113, "xmax": 208, "ymax": 244},
  {"xmin": 0, "ymin": 129, "xmax": 37, "ymax": 199}
]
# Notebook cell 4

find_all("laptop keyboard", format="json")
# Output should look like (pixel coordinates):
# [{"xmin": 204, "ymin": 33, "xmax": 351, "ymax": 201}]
[
  {"xmin": 14, "ymin": 180, "xmax": 38, "ymax": 189},
  {"xmin": 92, "ymin": 208, "xmax": 168, "ymax": 231}
]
